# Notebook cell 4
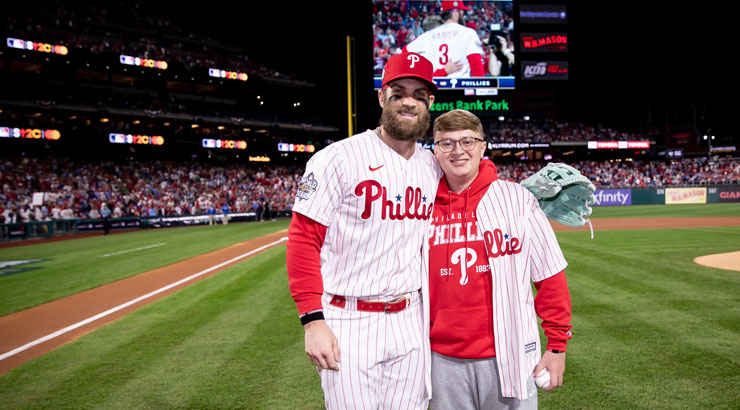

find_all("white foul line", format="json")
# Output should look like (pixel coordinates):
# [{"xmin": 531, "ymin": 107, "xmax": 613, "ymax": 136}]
[
  {"xmin": 99, "ymin": 243, "xmax": 167, "ymax": 257},
  {"xmin": 0, "ymin": 237, "xmax": 288, "ymax": 362}
]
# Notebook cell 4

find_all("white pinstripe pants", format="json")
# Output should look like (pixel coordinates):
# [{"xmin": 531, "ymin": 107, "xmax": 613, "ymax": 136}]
[{"xmin": 320, "ymin": 293, "xmax": 428, "ymax": 410}]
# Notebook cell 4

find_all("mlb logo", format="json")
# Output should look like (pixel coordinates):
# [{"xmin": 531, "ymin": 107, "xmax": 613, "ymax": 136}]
[
  {"xmin": 7, "ymin": 38, "xmax": 23, "ymax": 49},
  {"xmin": 0, "ymin": 127, "xmax": 9, "ymax": 137}
]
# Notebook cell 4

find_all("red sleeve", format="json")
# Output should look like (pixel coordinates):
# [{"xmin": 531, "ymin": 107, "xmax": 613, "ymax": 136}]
[
  {"xmin": 286, "ymin": 212, "xmax": 327, "ymax": 315},
  {"xmin": 467, "ymin": 53, "xmax": 485, "ymax": 76},
  {"xmin": 433, "ymin": 67, "xmax": 448, "ymax": 76},
  {"xmin": 534, "ymin": 270, "xmax": 572, "ymax": 351}
]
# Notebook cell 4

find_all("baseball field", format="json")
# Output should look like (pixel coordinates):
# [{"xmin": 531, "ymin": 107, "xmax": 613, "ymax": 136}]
[{"xmin": 1, "ymin": 204, "xmax": 739, "ymax": 409}]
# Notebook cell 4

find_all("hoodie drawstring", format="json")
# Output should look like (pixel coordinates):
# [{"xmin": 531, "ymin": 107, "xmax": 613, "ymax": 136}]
[
  {"xmin": 446, "ymin": 191, "xmax": 452, "ymax": 281},
  {"xmin": 463, "ymin": 186, "xmax": 470, "ymax": 261}
]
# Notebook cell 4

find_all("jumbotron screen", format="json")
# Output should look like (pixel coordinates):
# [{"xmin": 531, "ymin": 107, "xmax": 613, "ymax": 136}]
[{"xmin": 372, "ymin": 1, "xmax": 515, "ymax": 91}]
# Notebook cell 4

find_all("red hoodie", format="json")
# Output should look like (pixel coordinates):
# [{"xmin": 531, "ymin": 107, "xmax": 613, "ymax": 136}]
[
  {"xmin": 429, "ymin": 159, "xmax": 571, "ymax": 358},
  {"xmin": 429, "ymin": 159, "xmax": 499, "ymax": 358}
]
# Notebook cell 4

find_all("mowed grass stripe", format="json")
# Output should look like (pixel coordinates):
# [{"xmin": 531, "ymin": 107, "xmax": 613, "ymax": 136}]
[
  {"xmin": 0, "ymin": 220, "xmax": 290, "ymax": 316},
  {"xmin": 538, "ymin": 227, "xmax": 740, "ymax": 410},
  {"xmin": 95, "ymin": 249, "xmax": 295, "ymax": 410},
  {"xmin": 2, "ymin": 227, "xmax": 739, "ymax": 409},
  {"xmin": 0, "ymin": 246, "xmax": 324, "ymax": 410}
]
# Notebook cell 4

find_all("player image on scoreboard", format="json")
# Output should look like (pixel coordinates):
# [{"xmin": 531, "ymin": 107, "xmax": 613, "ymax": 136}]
[{"xmin": 372, "ymin": 1, "xmax": 515, "ymax": 91}]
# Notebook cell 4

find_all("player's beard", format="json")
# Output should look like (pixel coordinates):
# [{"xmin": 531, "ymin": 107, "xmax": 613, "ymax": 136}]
[{"xmin": 379, "ymin": 102, "xmax": 431, "ymax": 142}]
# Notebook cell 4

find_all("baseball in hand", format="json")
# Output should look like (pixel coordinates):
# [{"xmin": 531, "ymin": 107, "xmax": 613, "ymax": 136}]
[{"xmin": 535, "ymin": 368, "xmax": 551, "ymax": 389}]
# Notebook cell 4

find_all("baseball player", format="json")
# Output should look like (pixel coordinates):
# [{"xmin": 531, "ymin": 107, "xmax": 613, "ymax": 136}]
[
  {"xmin": 424, "ymin": 110, "xmax": 572, "ymax": 409},
  {"xmin": 405, "ymin": 1, "xmax": 485, "ymax": 77},
  {"xmin": 286, "ymin": 52, "xmax": 442, "ymax": 409}
]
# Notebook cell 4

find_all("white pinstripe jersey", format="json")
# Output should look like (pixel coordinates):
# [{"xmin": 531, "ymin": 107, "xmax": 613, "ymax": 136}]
[
  {"xmin": 405, "ymin": 23, "xmax": 484, "ymax": 78},
  {"xmin": 293, "ymin": 129, "xmax": 442, "ymax": 298},
  {"xmin": 422, "ymin": 179, "xmax": 567, "ymax": 400}
]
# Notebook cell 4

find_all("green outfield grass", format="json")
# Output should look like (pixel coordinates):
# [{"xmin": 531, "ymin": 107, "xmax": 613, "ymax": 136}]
[
  {"xmin": 1, "ymin": 224, "xmax": 739, "ymax": 409},
  {"xmin": 0, "ymin": 220, "xmax": 289, "ymax": 316},
  {"xmin": 591, "ymin": 203, "xmax": 740, "ymax": 218}
]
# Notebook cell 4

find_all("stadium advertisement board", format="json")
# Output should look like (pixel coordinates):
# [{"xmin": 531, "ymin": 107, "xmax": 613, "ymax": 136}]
[
  {"xmin": 119, "ymin": 55, "xmax": 168, "ymax": 70},
  {"xmin": 487, "ymin": 142, "xmax": 550, "ymax": 149},
  {"xmin": 631, "ymin": 188, "xmax": 664, "ymax": 205},
  {"xmin": 77, "ymin": 218, "xmax": 141, "ymax": 232},
  {"xmin": 520, "ymin": 4, "xmax": 567, "ymax": 24},
  {"xmin": 718, "ymin": 187, "xmax": 740, "ymax": 203},
  {"xmin": 208, "ymin": 68, "xmax": 248, "ymax": 81},
  {"xmin": 593, "ymin": 189, "xmax": 632, "ymax": 206},
  {"xmin": 143, "ymin": 212, "xmax": 257, "ymax": 228},
  {"xmin": 521, "ymin": 61, "xmax": 568, "ymax": 80},
  {"xmin": 7, "ymin": 37, "xmax": 68, "ymax": 55},
  {"xmin": 520, "ymin": 33, "xmax": 568, "ymax": 52},
  {"xmin": 588, "ymin": 141, "xmax": 651, "ymax": 149},
  {"xmin": 110, "ymin": 133, "xmax": 164, "ymax": 145},
  {"xmin": 277, "ymin": 143, "xmax": 315, "ymax": 153},
  {"xmin": 1, "ymin": 127, "xmax": 60, "ymax": 140},
  {"xmin": 665, "ymin": 188, "xmax": 707, "ymax": 204},
  {"xmin": 202, "ymin": 139, "xmax": 246, "ymax": 149}
]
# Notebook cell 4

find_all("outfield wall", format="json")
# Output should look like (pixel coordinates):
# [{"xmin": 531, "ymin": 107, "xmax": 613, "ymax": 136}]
[
  {"xmin": 594, "ymin": 185, "xmax": 740, "ymax": 206},
  {"xmin": 0, "ymin": 211, "xmax": 295, "ymax": 242}
]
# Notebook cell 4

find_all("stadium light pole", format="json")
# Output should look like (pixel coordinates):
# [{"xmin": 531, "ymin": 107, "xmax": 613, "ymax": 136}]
[{"xmin": 703, "ymin": 129, "xmax": 714, "ymax": 154}]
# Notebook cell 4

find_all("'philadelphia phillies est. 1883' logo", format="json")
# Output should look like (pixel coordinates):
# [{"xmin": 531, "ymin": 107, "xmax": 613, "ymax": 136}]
[{"xmin": 354, "ymin": 179, "xmax": 432, "ymax": 220}]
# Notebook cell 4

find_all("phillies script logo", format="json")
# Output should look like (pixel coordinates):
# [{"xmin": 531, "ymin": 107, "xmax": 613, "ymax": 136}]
[
  {"xmin": 483, "ymin": 228, "xmax": 522, "ymax": 258},
  {"xmin": 354, "ymin": 180, "xmax": 432, "ymax": 220}
]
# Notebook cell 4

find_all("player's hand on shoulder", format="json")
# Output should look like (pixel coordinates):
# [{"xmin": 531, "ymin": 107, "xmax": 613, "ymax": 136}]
[
  {"xmin": 304, "ymin": 319, "xmax": 341, "ymax": 371},
  {"xmin": 444, "ymin": 60, "xmax": 464, "ymax": 75}
]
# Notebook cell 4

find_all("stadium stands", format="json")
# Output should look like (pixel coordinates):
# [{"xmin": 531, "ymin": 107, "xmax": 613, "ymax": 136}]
[{"xmin": 2, "ymin": 156, "xmax": 737, "ymax": 223}]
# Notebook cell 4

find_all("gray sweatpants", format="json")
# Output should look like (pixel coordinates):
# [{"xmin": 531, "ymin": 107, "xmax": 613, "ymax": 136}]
[{"xmin": 430, "ymin": 351, "xmax": 538, "ymax": 410}]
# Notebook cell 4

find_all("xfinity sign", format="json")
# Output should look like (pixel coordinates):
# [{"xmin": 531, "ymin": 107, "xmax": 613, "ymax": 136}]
[{"xmin": 593, "ymin": 189, "xmax": 632, "ymax": 206}]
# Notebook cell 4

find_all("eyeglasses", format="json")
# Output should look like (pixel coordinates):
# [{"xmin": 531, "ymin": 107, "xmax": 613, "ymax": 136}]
[{"xmin": 434, "ymin": 137, "xmax": 485, "ymax": 152}]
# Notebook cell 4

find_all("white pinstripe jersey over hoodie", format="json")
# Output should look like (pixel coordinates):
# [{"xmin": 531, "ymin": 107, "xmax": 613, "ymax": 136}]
[
  {"xmin": 422, "ymin": 179, "xmax": 567, "ymax": 400},
  {"xmin": 293, "ymin": 129, "xmax": 442, "ymax": 299}
]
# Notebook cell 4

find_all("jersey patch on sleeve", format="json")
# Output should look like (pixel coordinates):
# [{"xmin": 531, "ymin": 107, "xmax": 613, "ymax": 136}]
[{"xmin": 296, "ymin": 172, "xmax": 319, "ymax": 201}]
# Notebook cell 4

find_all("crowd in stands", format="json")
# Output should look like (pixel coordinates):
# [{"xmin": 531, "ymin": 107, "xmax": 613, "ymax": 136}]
[
  {"xmin": 3, "ymin": 1, "xmax": 307, "ymax": 83},
  {"xmin": 2, "ymin": 156, "xmax": 738, "ymax": 224},
  {"xmin": 484, "ymin": 119, "xmax": 640, "ymax": 143},
  {"xmin": 373, "ymin": 1, "xmax": 515, "ymax": 76},
  {"xmin": 418, "ymin": 119, "xmax": 642, "ymax": 144},
  {"xmin": 0, "ymin": 157, "xmax": 303, "ymax": 223}
]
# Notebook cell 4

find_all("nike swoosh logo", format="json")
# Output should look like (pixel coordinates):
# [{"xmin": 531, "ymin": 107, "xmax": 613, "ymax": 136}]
[{"xmin": 369, "ymin": 165, "xmax": 384, "ymax": 172}]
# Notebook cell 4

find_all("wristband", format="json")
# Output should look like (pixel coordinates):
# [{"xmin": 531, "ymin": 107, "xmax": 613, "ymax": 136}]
[
  {"xmin": 300, "ymin": 310, "xmax": 324, "ymax": 326},
  {"xmin": 548, "ymin": 349, "xmax": 565, "ymax": 354}
]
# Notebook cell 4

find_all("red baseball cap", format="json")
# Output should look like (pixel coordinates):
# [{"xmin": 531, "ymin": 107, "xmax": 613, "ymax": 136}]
[
  {"xmin": 441, "ymin": 1, "xmax": 471, "ymax": 11},
  {"xmin": 382, "ymin": 52, "xmax": 437, "ymax": 92}
]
